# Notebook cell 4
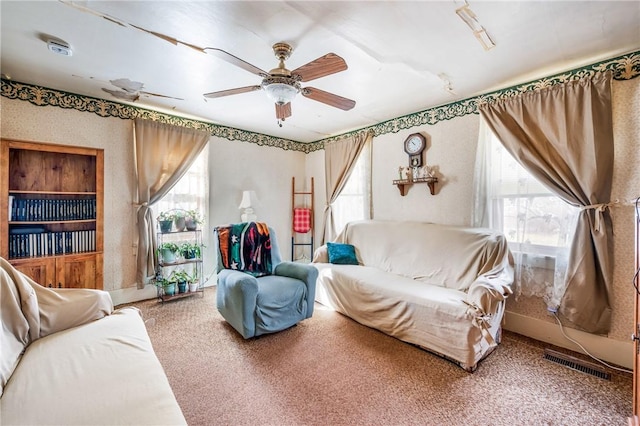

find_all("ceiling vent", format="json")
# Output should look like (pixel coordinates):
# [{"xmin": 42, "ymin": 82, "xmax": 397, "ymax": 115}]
[{"xmin": 47, "ymin": 39, "xmax": 72, "ymax": 56}]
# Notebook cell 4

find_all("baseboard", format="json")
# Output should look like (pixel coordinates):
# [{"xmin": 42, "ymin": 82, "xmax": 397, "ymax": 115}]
[
  {"xmin": 108, "ymin": 285, "xmax": 157, "ymax": 306},
  {"xmin": 503, "ymin": 311, "xmax": 633, "ymax": 370},
  {"xmin": 109, "ymin": 282, "xmax": 216, "ymax": 306}
]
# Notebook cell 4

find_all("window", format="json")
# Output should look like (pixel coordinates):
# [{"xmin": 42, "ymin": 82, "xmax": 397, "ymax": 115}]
[
  {"xmin": 474, "ymin": 119, "xmax": 577, "ymax": 306},
  {"xmin": 332, "ymin": 142, "xmax": 371, "ymax": 235},
  {"xmin": 486, "ymin": 142, "xmax": 578, "ymax": 256},
  {"xmin": 153, "ymin": 148, "xmax": 209, "ymax": 234}
]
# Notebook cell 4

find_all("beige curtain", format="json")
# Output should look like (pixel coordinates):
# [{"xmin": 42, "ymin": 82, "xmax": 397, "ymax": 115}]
[
  {"xmin": 322, "ymin": 130, "xmax": 374, "ymax": 244},
  {"xmin": 479, "ymin": 71, "xmax": 614, "ymax": 334},
  {"xmin": 133, "ymin": 118, "xmax": 210, "ymax": 288}
]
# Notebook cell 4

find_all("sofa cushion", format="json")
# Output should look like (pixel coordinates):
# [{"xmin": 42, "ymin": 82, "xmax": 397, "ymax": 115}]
[
  {"xmin": 313, "ymin": 263, "xmax": 500, "ymax": 369},
  {"xmin": 255, "ymin": 275, "xmax": 308, "ymax": 336},
  {"xmin": 327, "ymin": 242, "xmax": 359, "ymax": 265},
  {"xmin": 0, "ymin": 257, "xmax": 113, "ymax": 398},
  {"xmin": 0, "ymin": 307, "xmax": 186, "ymax": 425}
]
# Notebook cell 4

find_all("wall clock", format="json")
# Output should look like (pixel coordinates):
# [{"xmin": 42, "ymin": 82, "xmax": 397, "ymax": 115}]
[{"xmin": 403, "ymin": 133, "xmax": 426, "ymax": 167}]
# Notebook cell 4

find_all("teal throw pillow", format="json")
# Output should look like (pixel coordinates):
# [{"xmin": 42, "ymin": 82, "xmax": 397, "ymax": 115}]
[{"xmin": 327, "ymin": 242, "xmax": 359, "ymax": 265}]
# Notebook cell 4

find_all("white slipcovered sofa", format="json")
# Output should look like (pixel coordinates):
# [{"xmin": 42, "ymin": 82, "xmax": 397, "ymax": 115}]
[
  {"xmin": 0, "ymin": 257, "xmax": 186, "ymax": 425},
  {"xmin": 312, "ymin": 220, "xmax": 514, "ymax": 371}
]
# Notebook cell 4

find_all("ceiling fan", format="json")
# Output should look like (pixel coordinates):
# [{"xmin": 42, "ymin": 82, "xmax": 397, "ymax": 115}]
[
  {"xmin": 102, "ymin": 78, "xmax": 183, "ymax": 102},
  {"xmin": 203, "ymin": 42, "xmax": 356, "ymax": 124}
]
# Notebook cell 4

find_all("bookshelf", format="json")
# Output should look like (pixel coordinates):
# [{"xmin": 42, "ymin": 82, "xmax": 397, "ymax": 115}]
[{"xmin": 0, "ymin": 139, "xmax": 104, "ymax": 289}]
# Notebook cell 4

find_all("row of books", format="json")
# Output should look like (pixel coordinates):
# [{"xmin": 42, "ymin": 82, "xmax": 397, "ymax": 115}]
[
  {"xmin": 9, "ymin": 197, "xmax": 96, "ymax": 222},
  {"xmin": 8, "ymin": 230, "xmax": 96, "ymax": 259}
]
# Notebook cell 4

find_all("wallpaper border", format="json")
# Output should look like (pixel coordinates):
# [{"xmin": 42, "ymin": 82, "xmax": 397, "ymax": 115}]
[{"xmin": 2, "ymin": 50, "xmax": 638, "ymax": 153}]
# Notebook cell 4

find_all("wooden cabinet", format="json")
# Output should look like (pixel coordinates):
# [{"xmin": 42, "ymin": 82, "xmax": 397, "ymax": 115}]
[{"xmin": 0, "ymin": 139, "xmax": 104, "ymax": 289}]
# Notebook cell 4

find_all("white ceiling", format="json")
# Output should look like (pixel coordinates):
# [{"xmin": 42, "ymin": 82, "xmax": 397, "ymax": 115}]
[{"xmin": 1, "ymin": 1, "xmax": 639, "ymax": 143}]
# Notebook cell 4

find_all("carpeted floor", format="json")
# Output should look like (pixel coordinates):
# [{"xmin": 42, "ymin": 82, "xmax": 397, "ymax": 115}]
[{"xmin": 126, "ymin": 287, "xmax": 632, "ymax": 426}]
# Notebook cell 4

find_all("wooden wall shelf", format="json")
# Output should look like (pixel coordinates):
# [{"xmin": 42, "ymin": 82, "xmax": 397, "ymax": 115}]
[{"xmin": 392, "ymin": 177, "xmax": 438, "ymax": 196}]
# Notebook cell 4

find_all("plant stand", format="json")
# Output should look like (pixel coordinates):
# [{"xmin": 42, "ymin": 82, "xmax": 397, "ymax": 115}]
[{"xmin": 154, "ymin": 229, "xmax": 204, "ymax": 303}]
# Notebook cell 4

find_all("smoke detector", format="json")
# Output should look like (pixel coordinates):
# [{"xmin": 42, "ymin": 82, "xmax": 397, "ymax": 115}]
[{"xmin": 47, "ymin": 39, "xmax": 73, "ymax": 56}]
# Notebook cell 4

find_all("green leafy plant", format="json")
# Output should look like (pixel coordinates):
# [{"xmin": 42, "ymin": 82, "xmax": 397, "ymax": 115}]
[
  {"xmin": 179, "ymin": 242, "xmax": 202, "ymax": 259},
  {"xmin": 158, "ymin": 242, "xmax": 179, "ymax": 253},
  {"xmin": 156, "ymin": 276, "xmax": 176, "ymax": 296},
  {"xmin": 186, "ymin": 209, "xmax": 203, "ymax": 225},
  {"xmin": 170, "ymin": 269, "xmax": 190, "ymax": 283},
  {"xmin": 187, "ymin": 269, "xmax": 199, "ymax": 284},
  {"xmin": 156, "ymin": 211, "xmax": 176, "ymax": 222}
]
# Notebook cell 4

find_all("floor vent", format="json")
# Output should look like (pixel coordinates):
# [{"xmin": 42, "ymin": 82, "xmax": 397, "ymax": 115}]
[{"xmin": 543, "ymin": 348, "xmax": 611, "ymax": 380}]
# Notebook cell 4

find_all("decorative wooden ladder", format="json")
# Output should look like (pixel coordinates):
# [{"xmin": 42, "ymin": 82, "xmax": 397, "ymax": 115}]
[{"xmin": 291, "ymin": 177, "xmax": 314, "ymax": 262}]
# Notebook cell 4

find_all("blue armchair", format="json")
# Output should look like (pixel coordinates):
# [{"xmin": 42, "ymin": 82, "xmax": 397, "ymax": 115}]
[{"xmin": 214, "ymin": 224, "xmax": 317, "ymax": 339}]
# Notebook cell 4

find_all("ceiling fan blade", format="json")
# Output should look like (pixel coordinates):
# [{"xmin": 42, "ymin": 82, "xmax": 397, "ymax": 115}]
[
  {"xmin": 302, "ymin": 87, "xmax": 355, "ymax": 111},
  {"xmin": 292, "ymin": 53, "xmax": 348, "ymax": 82},
  {"xmin": 203, "ymin": 85, "xmax": 262, "ymax": 99},
  {"xmin": 204, "ymin": 48, "xmax": 268, "ymax": 77},
  {"xmin": 275, "ymin": 103, "xmax": 292, "ymax": 120}
]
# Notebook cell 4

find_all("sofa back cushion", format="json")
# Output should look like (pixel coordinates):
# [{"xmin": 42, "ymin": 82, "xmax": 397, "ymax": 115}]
[{"xmin": 335, "ymin": 220, "xmax": 511, "ymax": 292}]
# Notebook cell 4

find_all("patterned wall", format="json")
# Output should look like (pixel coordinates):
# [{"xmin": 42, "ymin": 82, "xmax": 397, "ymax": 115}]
[{"xmin": 2, "ymin": 51, "xmax": 638, "ymax": 152}]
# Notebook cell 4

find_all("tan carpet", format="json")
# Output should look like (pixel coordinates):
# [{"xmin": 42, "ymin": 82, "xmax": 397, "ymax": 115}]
[{"xmin": 126, "ymin": 288, "xmax": 632, "ymax": 425}]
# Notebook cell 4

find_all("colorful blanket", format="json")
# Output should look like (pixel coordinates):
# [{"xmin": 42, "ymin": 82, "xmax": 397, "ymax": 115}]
[{"xmin": 216, "ymin": 222, "xmax": 272, "ymax": 277}]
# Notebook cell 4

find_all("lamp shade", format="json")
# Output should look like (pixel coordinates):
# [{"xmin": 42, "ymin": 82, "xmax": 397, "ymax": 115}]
[
  {"xmin": 239, "ymin": 190, "xmax": 257, "ymax": 209},
  {"xmin": 239, "ymin": 190, "xmax": 257, "ymax": 222}
]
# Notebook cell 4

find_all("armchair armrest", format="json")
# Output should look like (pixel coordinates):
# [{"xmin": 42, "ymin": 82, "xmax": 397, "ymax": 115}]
[
  {"xmin": 216, "ymin": 269, "xmax": 259, "ymax": 338},
  {"xmin": 312, "ymin": 245, "xmax": 329, "ymax": 263},
  {"xmin": 466, "ymin": 240, "xmax": 514, "ymax": 315},
  {"xmin": 32, "ymin": 284, "xmax": 114, "ymax": 338},
  {"xmin": 274, "ymin": 262, "xmax": 318, "ymax": 319},
  {"xmin": 464, "ymin": 273, "xmax": 513, "ymax": 347},
  {"xmin": 466, "ymin": 278, "xmax": 512, "ymax": 316}
]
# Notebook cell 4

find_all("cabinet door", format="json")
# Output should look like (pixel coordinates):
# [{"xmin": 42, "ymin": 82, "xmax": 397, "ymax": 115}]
[
  {"xmin": 56, "ymin": 253, "xmax": 102, "ymax": 289},
  {"xmin": 10, "ymin": 258, "xmax": 56, "ymax": 288}
]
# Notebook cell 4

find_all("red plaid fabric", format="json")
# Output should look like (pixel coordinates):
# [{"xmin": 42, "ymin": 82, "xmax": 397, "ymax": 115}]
[{"xmin": 293, "ymin": 208, "xmax": 312, "ymax": 233}]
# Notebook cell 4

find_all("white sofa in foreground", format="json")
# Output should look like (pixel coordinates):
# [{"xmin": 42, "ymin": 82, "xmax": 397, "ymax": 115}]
[
  {"xmin": 312, "ymin": 220, "xmax": 514, "ymax": 371},
  {"xmin": 0, "ymin": 257, "xmax": 186, "ymax": 425}
]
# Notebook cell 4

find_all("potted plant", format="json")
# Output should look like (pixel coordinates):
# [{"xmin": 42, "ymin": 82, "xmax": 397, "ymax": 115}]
[
  {"xmin": 187, "ymin": 270, "xmax": 199, "ymax": 293},
  {"xmin": 157, "ymin": 277, "xmax": 176, "ymax": 297},
  {"xmin": 158, "ymin": 242, "xmax": 179, "ymax": 264},
  {"xmin": 157, "ymin": 211, "xmax": 175, "ymax": 233},
  {"xmin": 173, "ymin": 210, "xmax": 186, "ymax": 232},
  {"xmin": 179, "ymin": 241, "xmax": 202, "ymax": 260},
  {"xmin": 171, "ymin": 269, "xmax": 190, "ymax": 294},
  {"xmin": 185, "ymin": 209, "xmax": 203, "ymax": 231}
]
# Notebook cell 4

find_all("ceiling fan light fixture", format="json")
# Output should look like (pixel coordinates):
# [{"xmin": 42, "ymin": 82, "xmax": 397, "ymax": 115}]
[{"xmin": 262, "ymin": 76, "xmax": 300, "ymax": 105}]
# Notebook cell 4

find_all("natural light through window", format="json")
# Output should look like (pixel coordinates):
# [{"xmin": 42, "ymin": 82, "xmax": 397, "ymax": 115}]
[
  {"xmin": 476, "ymin": 121, "xmax": 579, "ymax": 305},
  {"xmin": 153, "ymin": 148, "xmax": 209, "ymax": 233},
  {"xmin": 332, "ymin": 146, "xmax": 370, "ymax": 235},
  {"xmin": 486, "ymin": 133, "xmax": 578, "ymax": 256}
]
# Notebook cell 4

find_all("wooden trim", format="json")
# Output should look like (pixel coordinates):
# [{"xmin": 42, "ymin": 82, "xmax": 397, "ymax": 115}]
[
  {"xmin": 5, "ymin": 139, "xmax": 101, "ymax": 156},
  {"xmin": 95, "ymin": 149, "xmax": 104, "ymax": 252},
  {"xmin": 0, "ymin": 140, "xmax": 9, "ymax": 258}
]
